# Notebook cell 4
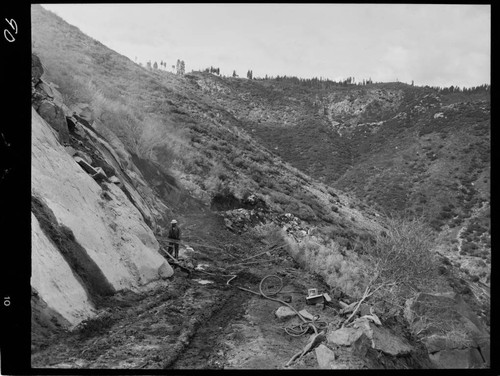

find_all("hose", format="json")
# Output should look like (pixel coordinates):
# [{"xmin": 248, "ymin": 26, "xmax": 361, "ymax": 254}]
[{"xmin": 229, "ymin": 274, "xmax": 328, "ymax": 337}]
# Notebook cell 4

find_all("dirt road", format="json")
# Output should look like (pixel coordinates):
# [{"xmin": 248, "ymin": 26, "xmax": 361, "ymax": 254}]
[
  {"xmin": 31, "ymin": 240, "xmax": 331, "ymax": 369},
  {"xmin": 31, "ymin": 205, "xmax": 332, "ymax": 369}
]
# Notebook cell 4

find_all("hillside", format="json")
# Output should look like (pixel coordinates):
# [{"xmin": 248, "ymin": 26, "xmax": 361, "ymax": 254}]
[
  {"xmin": 30, "ymin": 4, "xmax": 490, "ymax": 370},
  {"xmin": 181, "ymin": 71, "xmax": 490, "ymax": 277}
]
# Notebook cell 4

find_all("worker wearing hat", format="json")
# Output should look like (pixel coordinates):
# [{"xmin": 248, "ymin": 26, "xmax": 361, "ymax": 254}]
[{"xmin": 168, "ymin": 219, "xmax": 181, "ymax": 260}]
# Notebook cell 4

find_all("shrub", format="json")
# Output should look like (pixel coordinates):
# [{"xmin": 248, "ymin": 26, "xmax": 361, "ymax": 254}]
[
  {"xmin": 249, "ymin": 223, "xmax": 286, "ymax": 247},
  {"xmin": 352, "ymin": 216, "xmax": 438, "ymax": 315},
  {"xmin": 284, "ymin": 201, "xmax": 317, "ymax": 221},
  {"xmin": 284, "ymin": 235, "xmax": 367, "ymax": 298}
]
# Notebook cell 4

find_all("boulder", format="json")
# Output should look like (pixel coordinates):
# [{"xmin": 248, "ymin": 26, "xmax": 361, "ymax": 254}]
[
  {"xmin": 275, "ymin": 306, "xmax": 297, "ymax": 321},
  {"xmin": 109, "ymin": 176, "xmax": 121, "ymax": 185},
  {"xmin": 315, "ymin": 344, "xmax": 336, "ymax": 369},
  {"xmin": 158, "ymin": 262, "xmax": 174, "ymax": 279},
  {"xmin": 327, "ymin": 327, "xmax": 364, "ymax": 346},
  {"xmin": 64, "ymin": 146, "xmax": 77, "ymax": 157},
  {"xmin": 74, "ymin": 150, "xmax": 93, "ymax": 165},
  {"xmin": 370, "ymin": 325, "xmax": 413, "ymax": 356},
  {"xmin": 37, "ymin": 100, "xmax": 70, "ymax": 144},
  {"xmin": 37, "ymin": 80, "xmax": 55, "ymax": 99}
]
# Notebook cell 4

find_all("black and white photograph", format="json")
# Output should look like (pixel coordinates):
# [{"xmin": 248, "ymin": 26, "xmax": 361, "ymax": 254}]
[{"xmin": 23, "ymin": 3, "xmax": 492, "ymax": 370}]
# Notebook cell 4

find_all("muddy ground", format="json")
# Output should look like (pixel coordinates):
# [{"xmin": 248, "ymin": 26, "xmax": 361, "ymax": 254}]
[
  {"xmin": 31, "ymin": 208, "xmax": 342, "ymax": 370},
  {"xmin": 31, "ymin": 209, "xmax": 437, "ymax": 370},
  {"xmin": 31, "ymin": 234, "xmax": 336, "ymax": 369}
]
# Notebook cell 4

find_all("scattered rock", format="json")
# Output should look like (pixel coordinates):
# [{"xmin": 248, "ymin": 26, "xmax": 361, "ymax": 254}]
[
  {"xmin": 109, "ymin": 176, "xmax": 121, "ymax": 185},
  {"xmin": 74, "ymin": 150, "xmax": 93, "ymax": 165},
  {"xmin": 74, "ymin": 156, "xmax": 97, "ymax": 175},
  {"xmin": 327, "ymin": 327, "xmax": 364, "ymax": 346},
  {"xmin": 64, "ymin": 146, "xmax": 77, "ymax": 157},
  {"xmin": 298, "ymin": 309, "xmax": 315, "ymax": 321},
  {"xmin": 370, "ymin": 325, "xmax": 413, "ymax": 356},
  {"xmin": 274, "ymin": 306, "xmax": 296, "ymax": 321},
  {"xmin": 315, "ymin": 344, "xmax": 336, "ymax": 369},
  {"xmin": 158, "ymin": 262, "xmax": 174, "ymax": 279}
]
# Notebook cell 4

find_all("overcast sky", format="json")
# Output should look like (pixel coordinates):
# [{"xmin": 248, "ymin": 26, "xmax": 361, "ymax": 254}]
[{"xmin": 41, "ymin": 4, "xmax": 490, "ymax": 88}]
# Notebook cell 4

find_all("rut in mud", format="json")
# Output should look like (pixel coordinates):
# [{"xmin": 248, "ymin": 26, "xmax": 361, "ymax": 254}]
[{"xmin": 168, "ymin": 285, "xmax": 253, "ymax": 369}]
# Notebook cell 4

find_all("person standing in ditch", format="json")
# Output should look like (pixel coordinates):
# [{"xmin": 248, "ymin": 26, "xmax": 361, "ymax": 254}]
[{"xmin": 168, "ymin": 219, "xmax": 181, "ymax": 260}]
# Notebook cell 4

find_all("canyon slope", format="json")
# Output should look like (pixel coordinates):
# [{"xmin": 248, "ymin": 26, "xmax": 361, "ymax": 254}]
[{"xmin": 29, "ymin": 4, "xmax": 490, "ymax": 370}]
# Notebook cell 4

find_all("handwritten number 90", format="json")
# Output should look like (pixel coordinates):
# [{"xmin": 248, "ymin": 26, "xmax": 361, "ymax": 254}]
[{"xmin": 4, "ymin": 18, "xmax": 17, "ymax": 42}]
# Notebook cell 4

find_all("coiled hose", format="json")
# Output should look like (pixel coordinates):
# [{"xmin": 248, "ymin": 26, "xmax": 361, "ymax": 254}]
[{"xmin": 229, "ymin": 274, "xmax": 328, "ymax": 336}]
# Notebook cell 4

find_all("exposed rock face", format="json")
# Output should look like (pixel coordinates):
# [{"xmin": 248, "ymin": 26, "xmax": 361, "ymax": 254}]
[
  {"xmin": 32, "ymin": 54, "xmax": 71, "ymax": 144},
  {"xmin": 32, "ymin": 213, "xmax": 96, "ymax": 327},
  {"xmin": 83, "ymin": 119, "xmax": 174, "ymax": 231},
  {"xmin": 404, "ymin": 292, "xmax": 489, "ymax": 368},
  {"xmin": 32, "ymin": 107, "xmax": 173, "ymax": 327},
  {"xmin": 31, "ymin": 53, "xmax": 43, "ymax": 87}
]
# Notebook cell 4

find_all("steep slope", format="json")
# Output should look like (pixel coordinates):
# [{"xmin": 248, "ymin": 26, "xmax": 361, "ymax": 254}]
[
  {"xmin": 181, "ymin": 72, "xmax": 490, "ymax": 282},
  {"xmin": 30, "ymin": 5, "xmax": 490, "ymax": 370},
  {"xmin": 31, "ymin": 4, "xmax": 380, "ymax": 236},
  {"xmin": 32, "ymin": 105, "xmax": 174, "ymax": 325}
]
